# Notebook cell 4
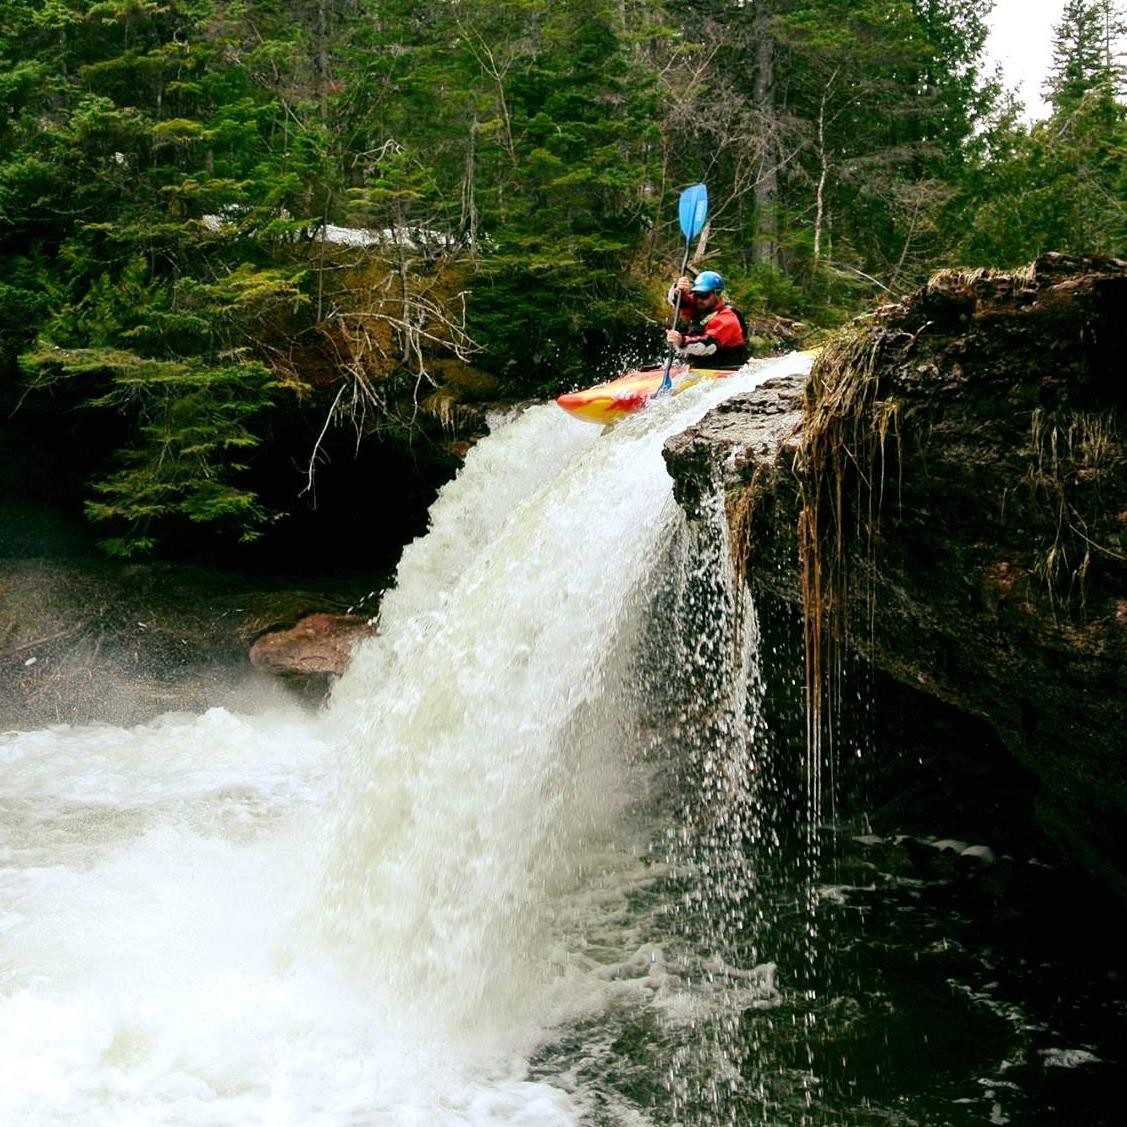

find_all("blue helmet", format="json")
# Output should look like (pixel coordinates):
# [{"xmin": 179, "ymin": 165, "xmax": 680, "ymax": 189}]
[{"xmin": 690, "ymin": 270, "xmax": 724, "ymax": 294}]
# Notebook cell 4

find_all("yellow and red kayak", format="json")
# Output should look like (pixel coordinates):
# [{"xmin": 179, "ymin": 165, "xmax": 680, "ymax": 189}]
[{"xmin": 555, "ymin": 364, "xmax": 738, "ymax": 426}]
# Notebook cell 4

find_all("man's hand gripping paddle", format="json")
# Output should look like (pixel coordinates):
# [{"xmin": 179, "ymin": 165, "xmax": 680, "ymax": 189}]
[{"xmin": 659, "ymin": 183, "xmax": 709, "ymax": 396}]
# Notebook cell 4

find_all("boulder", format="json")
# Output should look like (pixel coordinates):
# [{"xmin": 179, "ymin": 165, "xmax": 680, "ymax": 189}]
[{"xmin": 249, "ymin": 612, "xmax": 376, "ymax": 678}]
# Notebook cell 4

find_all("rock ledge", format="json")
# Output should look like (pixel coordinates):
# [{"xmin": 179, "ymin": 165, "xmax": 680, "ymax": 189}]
[{"xmin": 665, "ymin": 254, "xmax": 1127, "ymax": 894}]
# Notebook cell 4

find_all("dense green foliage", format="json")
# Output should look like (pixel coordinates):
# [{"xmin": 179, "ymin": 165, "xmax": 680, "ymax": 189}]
[
  {"xmin": 959, "ymin": 2, "xmax": 1127, "ymax": 262},
  {"xmin": 0, "ymin": 0, "xmax": 1124, "ymax": 553}
]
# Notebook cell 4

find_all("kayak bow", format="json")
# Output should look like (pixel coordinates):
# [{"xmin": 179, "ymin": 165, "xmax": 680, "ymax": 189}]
[{"xmin": 555, "ymin": 364, "xmax": 737, "ymax": 426}]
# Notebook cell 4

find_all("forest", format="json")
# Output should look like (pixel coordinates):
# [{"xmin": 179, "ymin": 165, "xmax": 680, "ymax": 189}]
[{"xmin": 1, "ymin": 0, "xmax": 1124, "ymax": 557}]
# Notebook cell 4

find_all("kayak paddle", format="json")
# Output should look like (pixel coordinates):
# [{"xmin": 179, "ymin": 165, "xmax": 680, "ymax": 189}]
[{"xmin": 659, "ymin": 182, "xmax": 709, "ymax": 396}]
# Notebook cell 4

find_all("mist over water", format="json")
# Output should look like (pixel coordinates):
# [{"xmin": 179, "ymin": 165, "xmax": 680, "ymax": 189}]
[{"xmin": 0, "ymin": 357, "xmax": 812, "ymax": 1126}]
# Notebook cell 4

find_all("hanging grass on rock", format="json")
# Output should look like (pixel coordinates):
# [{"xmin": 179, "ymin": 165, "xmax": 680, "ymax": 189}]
[{"xmin": 797, "ymin": 324, "xmax": 902, "ymax": 748}]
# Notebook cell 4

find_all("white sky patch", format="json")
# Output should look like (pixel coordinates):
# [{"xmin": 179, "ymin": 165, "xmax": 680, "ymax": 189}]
[{"xmin": 985, "ymin": 0, "xmax": 1064, "ymax": 120}]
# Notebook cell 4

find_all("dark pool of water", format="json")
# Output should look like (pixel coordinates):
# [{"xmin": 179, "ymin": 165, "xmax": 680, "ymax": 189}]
[{"xmin": 535, "ymin": 830, "xmax": 1126, "ymax": 1126}]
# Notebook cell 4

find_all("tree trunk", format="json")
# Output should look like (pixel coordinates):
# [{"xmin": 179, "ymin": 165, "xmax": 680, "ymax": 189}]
[
  {"xmin": 463, "ymin": 117, "xmax": 478, "ymax": 254},
  {"xmin": 316, "ymin": 0, "xmax": 331, "ymax": 122},
  {"xmin": 813, "ymin": 91, "xmax": 829, "ymax": 264},
  {"xmin": 752, "ymin": 18, "xmax": 777, "ymax": 267}
]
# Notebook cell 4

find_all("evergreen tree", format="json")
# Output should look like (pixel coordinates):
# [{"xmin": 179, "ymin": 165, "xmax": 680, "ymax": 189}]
[
  {"xmin": 466, "ymin": 0, "xmax": 665, "ymax": 386},
  {"xmin": 657, "ymin": 1, "xmax": 992, "ymax": 298},
  {"xmin": 3, "ymin": 0, "xmax": 1100, "ymax": 557},
  {"xmin": 1094, "ymin": 0, "xmax": 1127, "ymax": 97},
  {"xmin": 961, "ymin": 1, "xmax": 1127, "ymax": 265},
  {"xmin": 959, "ymin": 92, "xmax": 1126, "ymax": 263},
  {"xmin": 1, "ymin": 0, "xmax": 324, "ymax": 553},
  {"xmin": 1047, "ymin": 0, "xmax": 1111, "ymax": 112}
]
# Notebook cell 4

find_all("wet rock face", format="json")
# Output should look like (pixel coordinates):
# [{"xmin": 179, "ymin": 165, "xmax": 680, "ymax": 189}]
[
  {"xmin": 665, "ymin": 254, "xmax": 1127, "ymax": 896},
  {"xmin": 664, "ymin": 373, "xmax": 806, "ymax": 517}
]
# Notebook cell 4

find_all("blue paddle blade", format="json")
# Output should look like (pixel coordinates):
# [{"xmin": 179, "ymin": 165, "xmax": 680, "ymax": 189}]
[{"xmin": 678, "ymin": 183, "xmax": 709, "ymax": 240}]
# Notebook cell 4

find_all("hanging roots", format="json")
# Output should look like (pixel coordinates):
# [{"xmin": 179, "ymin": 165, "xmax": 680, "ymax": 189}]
[{"xmin": 796, "ymin": 325, "xmax": 902, "ymax": 751}]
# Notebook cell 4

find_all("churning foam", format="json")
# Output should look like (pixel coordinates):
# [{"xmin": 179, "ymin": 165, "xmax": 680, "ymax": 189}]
[{"xmin": 0, "ymin": 355, "xmax": 813, "ymax": 1125}]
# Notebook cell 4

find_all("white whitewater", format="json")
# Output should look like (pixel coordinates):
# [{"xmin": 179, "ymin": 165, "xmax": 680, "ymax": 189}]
[{"xmin": 0, "ymin": 354, "xmax": 812, "ymax": 1126}]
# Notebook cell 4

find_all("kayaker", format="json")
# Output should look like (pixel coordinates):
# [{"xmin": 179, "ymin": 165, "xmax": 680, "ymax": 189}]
[{"xmin": 664, "ymin": 270, "xmax": 749, "ymax": 368}]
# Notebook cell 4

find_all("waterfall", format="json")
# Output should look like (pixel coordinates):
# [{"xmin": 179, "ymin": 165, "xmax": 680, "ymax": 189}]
[{"xmin": 0, "ymin": 354, "xmax": 814, "ymax": 1126}]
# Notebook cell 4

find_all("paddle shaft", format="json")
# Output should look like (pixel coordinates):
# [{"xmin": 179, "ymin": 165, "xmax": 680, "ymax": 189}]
[{"xmin": 659, "ymin": 235, "xmax": 694, "ymax": 393}]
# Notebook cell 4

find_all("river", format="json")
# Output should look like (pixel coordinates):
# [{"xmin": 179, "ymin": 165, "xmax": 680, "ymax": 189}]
[{"xmin": 2, "ymin": 352, "xmax": 1122, "ymax": 1125}]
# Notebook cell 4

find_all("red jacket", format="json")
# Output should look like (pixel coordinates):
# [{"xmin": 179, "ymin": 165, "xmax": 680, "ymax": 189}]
[{"xmin": 668, "ymin": 288, "xmax": 749, "ymax": 368}]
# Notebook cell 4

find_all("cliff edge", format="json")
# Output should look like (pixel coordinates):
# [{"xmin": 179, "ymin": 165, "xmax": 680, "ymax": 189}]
[{"xmin": 665, "ymin": 254, "xmax": 1127, "ymax": 894}]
